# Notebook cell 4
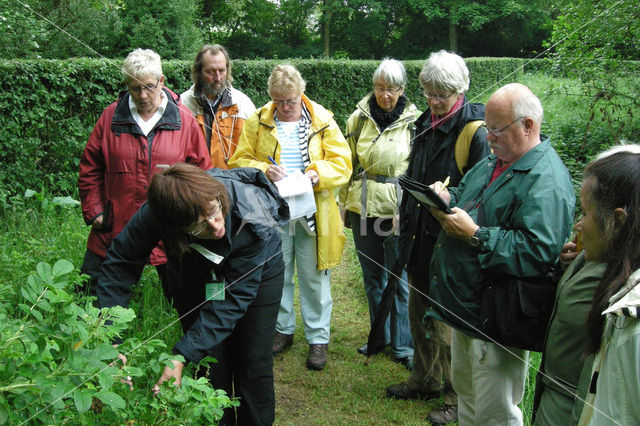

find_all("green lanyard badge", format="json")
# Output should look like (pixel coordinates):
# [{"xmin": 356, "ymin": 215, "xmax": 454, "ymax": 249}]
[{"xmin": 205, "ymin": 270, "xmax": 225, "ymax": 301}]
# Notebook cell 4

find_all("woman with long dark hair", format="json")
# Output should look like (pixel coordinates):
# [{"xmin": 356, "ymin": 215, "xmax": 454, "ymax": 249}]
[
  {"xmin": 533, "ymin": 144, "xmax": 640, "ymax": 425},
  {"xmin": 577, "ymin": 144, "xmax": 640, "ymax": 425}
]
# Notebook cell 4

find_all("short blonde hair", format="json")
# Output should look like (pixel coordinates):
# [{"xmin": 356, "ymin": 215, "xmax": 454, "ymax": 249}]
[
  {"xmin": 268, "ymin": 64, "xmax": 306, "ymax": 97},
  {"xmin": 122, "ymin": 48, "xmax": 163, "ymax": 84}
]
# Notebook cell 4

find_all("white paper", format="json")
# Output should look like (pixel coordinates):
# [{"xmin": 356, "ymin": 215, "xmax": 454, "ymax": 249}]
[
  {"xmin": 274, "ymin": 170, "xmax": 311, "ymax": 197},
  {"xmin": 274, "ymin": 170, "xmax": 317, "ymax": 219}
]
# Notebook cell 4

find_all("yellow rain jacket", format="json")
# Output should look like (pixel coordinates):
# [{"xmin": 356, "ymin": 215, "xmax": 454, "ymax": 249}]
[{"xmin": 228, "ymin": 94, "xmax": 352, "ymax": 270}]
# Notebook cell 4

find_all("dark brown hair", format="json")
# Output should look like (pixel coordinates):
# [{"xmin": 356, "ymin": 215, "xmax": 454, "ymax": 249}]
[
  {"xmin": 147, "ymin": 163, "xmax": 230, "ymax": 256},
  {"xmin": 584, "ymin": 146, "xmax": 640, "ymax": 353}
]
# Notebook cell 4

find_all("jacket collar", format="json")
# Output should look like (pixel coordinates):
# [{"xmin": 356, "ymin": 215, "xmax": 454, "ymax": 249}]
[
  {"xmin": 484, "ymin": 136, "xmax": 551, "ymax": 173},
  {"xmin": 416, "ymin": 98, "xmax": 486, "ymax": 135},
  {"xmin": 194, "ymin": 86, "xmax": 234, "ymax": 110},
  {"xmin": 604, "ymin": 268, "xmax": 640, "ymax": 317},
  {"xmin": 357, "ymin": 92, "xmax": 417, "ymax": 129},
  {"xmin": 112, "ymin": 87, "xmax": 182, "ymax": 134}
]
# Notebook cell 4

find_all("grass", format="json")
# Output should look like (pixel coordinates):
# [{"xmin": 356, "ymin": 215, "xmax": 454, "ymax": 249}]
[{"xmin": 0, "ymin": 205, "xmax": 541, "ymax": 425}]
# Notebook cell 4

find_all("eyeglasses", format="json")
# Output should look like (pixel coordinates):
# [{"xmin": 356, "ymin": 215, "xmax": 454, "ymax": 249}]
[
  {"xmin": 189, "ymin": 199, "xmax": 222, "ymax": 237},
  {"xmin": 374, "ymin": 86, "xmax": 402, "ymax": 95},
  {"xmin": 482, "ymin": 117, "xmax": 525, "ymax": 137},
  {"xmin": 129, "ymin": 80, "xmax": 160, "ymax": 95},
  {"xmin": 423, "ymin": 90, "xmax": 456, "ymax": 101},
  {"xmin": 272, "ymin": 97, "xmax": 300, "ymax": 107}
]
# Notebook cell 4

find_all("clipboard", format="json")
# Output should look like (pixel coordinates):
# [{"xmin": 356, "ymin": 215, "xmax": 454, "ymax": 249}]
[{"xmin": 399, "ymin": 174, "xmax": 453, "ymax": 214}]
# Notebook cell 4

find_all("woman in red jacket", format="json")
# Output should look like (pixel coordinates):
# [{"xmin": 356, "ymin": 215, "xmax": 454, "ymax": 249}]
[{"xmin": 78, "ymin": 48, "xmax": 211, "ymax": 297}]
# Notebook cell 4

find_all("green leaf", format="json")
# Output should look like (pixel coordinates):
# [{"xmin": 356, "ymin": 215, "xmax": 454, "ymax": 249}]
[
  {"xmin": 73, "ymin": 389, "xmax": 93, "ymax": 413},
  {"xmin": 93, "ymin": 343, "xmax": 118, "ymax": 360},
  {"xmin": 0, "ymin": 400, "xmax": 8, "ymax": 424},
  {"xmin": 52, "ymin": 196, "xmax": 80, "ymax": 207},
  {"xmin": 36, "ymin": 262, "xmax": 53, "ymax": 284},
  {"xmin": 97, "ymin": 370, "xmax": 115, "ymax": 390},
  {"xmin": 52, "ymin": 259, "xmax": 73, "ymax": 278},
  {"xmin": 94, "ymin": 390, "xmax": 125, "ymax": 410}
]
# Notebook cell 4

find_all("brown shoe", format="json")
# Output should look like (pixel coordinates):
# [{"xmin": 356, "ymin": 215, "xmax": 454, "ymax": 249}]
[
  {"xmin": 272, "ymin": 332, "xmax": 293, "ymax": 355},
  {"xmin": 306, "ymin": 344, "xmax": 328, "ymax": 370},
  {"xmin": 427, "ymin": 404, "xmax": 458, "ymax": 424},
  {"xmin": 386, "ymin": 382, "xmax": 440, "ymax": 401}
]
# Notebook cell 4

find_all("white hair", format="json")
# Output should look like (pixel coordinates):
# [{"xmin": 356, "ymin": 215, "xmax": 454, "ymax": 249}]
[
  {"xmin": 419, "ymin": 50, "xmax": 469, "ymax": 94},
  {"xmin": 372, "ymin": 58, "xmax": 407, "ymax": 88},
  {"xmin": 122, "ymin": 48, "xmax": 163, "ymax": 84}
]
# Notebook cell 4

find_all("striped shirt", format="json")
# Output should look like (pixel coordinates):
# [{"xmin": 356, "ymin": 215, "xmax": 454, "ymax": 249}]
[{"xmin": 275, "ymin": 117, "xmax": 305, "ymax": 173}]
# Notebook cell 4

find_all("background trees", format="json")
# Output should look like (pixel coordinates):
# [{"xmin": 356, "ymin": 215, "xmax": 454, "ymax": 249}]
[{"xmin": 2, "ymin": 0, "xmax": 557, "ymax": 60}]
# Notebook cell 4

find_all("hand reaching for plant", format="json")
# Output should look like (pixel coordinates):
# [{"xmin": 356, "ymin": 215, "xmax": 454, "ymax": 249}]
[
  {"xmin": 153, "ymin": 359, "xmax": 184, "ymax": 395},
  {"xmin": 110, "ymin": 351, "xmax": 134, "ymax": 391}
]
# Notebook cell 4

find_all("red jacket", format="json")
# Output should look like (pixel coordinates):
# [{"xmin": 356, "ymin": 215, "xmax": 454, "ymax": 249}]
[{"xmin": 79, "ymin": 88, "xmax": 211, "ymax": 265}]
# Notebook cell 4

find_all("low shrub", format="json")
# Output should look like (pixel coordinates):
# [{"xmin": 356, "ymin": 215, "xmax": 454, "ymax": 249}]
[{"xmin": 0, "ymin": 259, "xmax": 235, "ymax": 425}]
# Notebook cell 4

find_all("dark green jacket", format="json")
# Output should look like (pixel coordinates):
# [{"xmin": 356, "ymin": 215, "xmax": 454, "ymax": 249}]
[
  {"xmin": 533, "ymin": 251, "xmax": 606, "ymax": 426},
  {"xmin": 426, "ymin": 138, "xmax": 575, "ymax": 338}
]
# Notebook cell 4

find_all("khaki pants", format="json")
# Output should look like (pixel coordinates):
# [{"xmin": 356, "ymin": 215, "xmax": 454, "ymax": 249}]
[{"xmin": 406, "ymin": 273, "xmax": 457, "ymax": 405}]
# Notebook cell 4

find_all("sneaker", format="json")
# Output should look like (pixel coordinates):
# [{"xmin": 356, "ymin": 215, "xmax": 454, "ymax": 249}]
[
  {"xmin": 272, "ymin": 332, "xmax": 293, "ymax": 355},
  {"xmin": 427, "ymin": 404, "xmax": 458, "ymax": 425},
  {"xmin": 357, "ymin": 343, "xmax": 368, "ymax": 355},
  {"xmin": 385, "ymin": 382, "xmax": 440, "ymax": 401},
  {"xmin": 393, "ymin": 355, "xmax": 414, "ymax": 371},
  {"xmin": 306, "ymin": 344, "xmax": 328, "ymax": 370}
]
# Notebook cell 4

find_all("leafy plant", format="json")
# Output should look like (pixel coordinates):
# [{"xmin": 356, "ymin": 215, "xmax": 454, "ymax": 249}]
[
  {"xmin": 546, "ymin": 0, "xmax": 640, "ymax": 144},
  {"xmin": 0, "ymin": 259, "xmax": 234, "ymax": 424}
]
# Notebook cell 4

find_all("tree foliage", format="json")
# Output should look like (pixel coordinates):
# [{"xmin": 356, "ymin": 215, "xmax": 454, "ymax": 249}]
[
  {"xmin": 0, "ymin": 0, "xmax": 557, "ymax": 60},
  {"xmin": 547, "ymin": 0, "xmax": 640, "ymax": 143},
  {"xmin": 0, "ymin": 0, "xmax": 202, "ymax": 60}
]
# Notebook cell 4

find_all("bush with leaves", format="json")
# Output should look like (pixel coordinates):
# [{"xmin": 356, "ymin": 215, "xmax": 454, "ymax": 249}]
[
  {"xmin": 0, "ymin": 260, "xmax": 235, "ymax": 424},
  {"xmin": 546, "ymin": 0, "xmax": 640, "ymax": 145}
]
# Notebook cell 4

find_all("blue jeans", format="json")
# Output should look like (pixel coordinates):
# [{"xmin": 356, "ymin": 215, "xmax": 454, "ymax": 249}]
[{"xmin": 349, "ymin": 211, "xmax": 413, "ymax": 359}]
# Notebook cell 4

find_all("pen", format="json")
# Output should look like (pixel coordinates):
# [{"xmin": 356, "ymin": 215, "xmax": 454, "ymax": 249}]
[
  {"xmin": 267, "ymin": 156, "xmax": 278, "ymax": 166},
  {"xmin": 438, "ymin": 176, "xmax": 450, "ymax": 195}
]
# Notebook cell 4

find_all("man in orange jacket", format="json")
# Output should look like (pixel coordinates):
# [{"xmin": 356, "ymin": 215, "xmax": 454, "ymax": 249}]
[{"xmin": 181, "ymin": 44, "xmax": 256, "ymax": 168}]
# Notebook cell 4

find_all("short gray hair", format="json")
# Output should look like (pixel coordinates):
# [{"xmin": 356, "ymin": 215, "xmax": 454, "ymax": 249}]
[
  {"xmin": 268, "ymin": 64, "xmax": 306, "ymax": 97},
  {"xmin": 418, "ymin": 50, "xmax": 469, "ymax": 94},
  {"xmin": 122, "ymin": 48, "xmax": 163, "ymax": 84},
  {"xmin": 372, "ymin": 58, "xmax": 407, "ymax": 88}
]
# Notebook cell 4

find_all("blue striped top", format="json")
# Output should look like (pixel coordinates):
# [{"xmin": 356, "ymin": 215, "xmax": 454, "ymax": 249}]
[{"xmin": 275, "ymin": 118, "xmax": 305, "ymax": 173}]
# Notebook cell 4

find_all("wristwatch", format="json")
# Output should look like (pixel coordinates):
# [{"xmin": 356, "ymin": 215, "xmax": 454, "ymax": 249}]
[{"xmin": 468, "ymin": 227, "xmax": 482, "ymax": 247}]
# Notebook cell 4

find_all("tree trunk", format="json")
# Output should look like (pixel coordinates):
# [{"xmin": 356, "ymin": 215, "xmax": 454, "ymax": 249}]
[
  {"xmin": 323, "ymin": 3, "xmax": 333, "ymax": 57},
  {"xmin": 449, "ymin": 17, "xmax": 458, "ymax": 52},
  {"xmin": 204, "ymin": 0, "xmax": 215, "ymax": 17}
]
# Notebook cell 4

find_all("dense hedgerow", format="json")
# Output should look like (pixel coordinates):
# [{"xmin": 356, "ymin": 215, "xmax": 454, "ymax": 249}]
[{"xmin": 0, "ymin": 57, "xmax": 526, "ymax": 197}]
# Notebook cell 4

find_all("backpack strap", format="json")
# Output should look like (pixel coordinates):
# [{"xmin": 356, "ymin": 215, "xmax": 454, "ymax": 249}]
[{"xmin": 454, "ymin": 120, "xmax": 484, "ymax": 176}]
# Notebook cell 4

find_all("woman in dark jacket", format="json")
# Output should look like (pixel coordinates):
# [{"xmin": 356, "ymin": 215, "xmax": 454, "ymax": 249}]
[
  {"xmin": 97, "ymin": 163, "xmax": 288, "ymax": 425},
  {"xmin": 387, "ymin": 50, "xmax": 490, "ymax": 425}
]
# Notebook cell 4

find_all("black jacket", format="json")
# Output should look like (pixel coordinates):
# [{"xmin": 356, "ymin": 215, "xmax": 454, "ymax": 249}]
[
  {"xmin": 97, "ymin": 168, "xmax": 289, "ymax": 363},
  {"xmin": 399, "ymin": 99, "xmax": 490, "ymax": 278}
]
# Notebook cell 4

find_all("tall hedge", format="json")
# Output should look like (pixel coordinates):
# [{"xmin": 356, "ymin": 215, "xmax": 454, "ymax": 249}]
[{"xmin": 0, "ymin": 58, "xmax": 526, "ymax": 197}]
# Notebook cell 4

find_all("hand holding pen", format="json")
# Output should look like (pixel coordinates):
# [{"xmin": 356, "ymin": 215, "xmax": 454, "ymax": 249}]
[
  {"xmin": 430, "ymin": 176, "xmax": 451, "ymax": 205},
  {"xmin": 437, "ymin": 176, "xmax": 450, "ymax": 195},
  {"xmin": 266, "ymin": 156, "xmax": 287, "ymax": 182}
]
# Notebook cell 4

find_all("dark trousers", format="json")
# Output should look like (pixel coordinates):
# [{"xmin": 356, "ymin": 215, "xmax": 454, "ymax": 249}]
[{"xmin": 173, "ymin": 268, "xmax": 284, "ymax": 426}]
